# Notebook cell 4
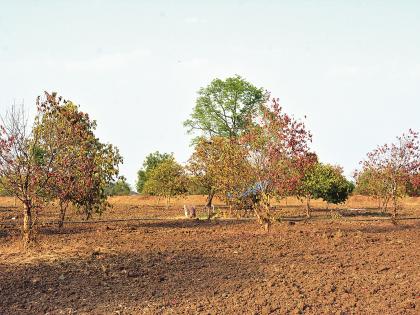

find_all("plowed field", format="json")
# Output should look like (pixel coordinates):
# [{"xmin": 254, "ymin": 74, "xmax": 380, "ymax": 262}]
[{"xmin": 0, "ymin": 196, "xmax": 419, "ymax": 314}]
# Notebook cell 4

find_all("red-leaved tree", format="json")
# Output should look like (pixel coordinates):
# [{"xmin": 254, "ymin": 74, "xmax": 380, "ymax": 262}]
[
  {"xmin": 358, "ymin": 129, "xmax": 420, "ymax": 217},
  {"xmin": 37, "ymin": 97, "xmax": 122, "ymax": 227},
  {"xmin": 0, "ymin": 92, "xmax": 122, "ymax": 246},
  {"xmin": 242, "ymin": 98, "xmax": 315, "ymax": 230}
]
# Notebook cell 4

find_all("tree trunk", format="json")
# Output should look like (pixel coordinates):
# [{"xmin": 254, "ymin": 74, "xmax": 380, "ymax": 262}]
[
  {"xmin": 190, "ymin": 206, "xmax": 196, "ymax": 219},
  {"xmin": 23, "ymin": 202, "xmax": 33, "ymax": 248},
  {"xmin": 209, "ymin": 205, "xmax": 215, "ymax": 220},
  {"xmin": 381, "ymin": 196, "xmax": 389, "ymax": 213},
  {"xmin": 306, "ymin": 195, "xmax": 311, "ymax": 218},
  {"xmin": 254, "ymin": 208, "xmax": 271, "ymax": 233},
  {"xmin": 206, "ymin": 190, "xmax": 215, "ymax": 220},
  {"xmin": 85, "ymin": 205, "xmax": 92, "ymax": 220},
  {"xmin": 58, "ymin": 201, "xmax": 67, "ymax": 229},
  {"xmin": 206, "ymin": 190, "xmax": 215, "ymax": 207},
  {"xmin": 254, "ymin": 194, "xmax": 271, "ymax": 233},
  {"xmin": 166, "ymin": 197, "xmax": 170, "ymax": 209},
  {"xmin": 392, "ymin": 195, "xmax": 398, "ymax": 218}
]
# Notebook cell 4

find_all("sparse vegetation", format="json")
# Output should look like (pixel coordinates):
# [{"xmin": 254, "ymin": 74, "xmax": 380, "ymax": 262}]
[
  {"xmin": 1, "ymin": 2, "xmax": 419, "ymax": 313},
  {"xmin": 0, "ymin": 79, "xmax": 418, "ymax": 315},
  {"xmin": 356, "ymin": 130, "xmax": 420, "ymax": 217}
]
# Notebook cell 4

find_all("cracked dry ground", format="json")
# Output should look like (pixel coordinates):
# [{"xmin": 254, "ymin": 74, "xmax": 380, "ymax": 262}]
[{"xmin": 0, "ymin": 219, "xmax": 419, "ymax": 314}]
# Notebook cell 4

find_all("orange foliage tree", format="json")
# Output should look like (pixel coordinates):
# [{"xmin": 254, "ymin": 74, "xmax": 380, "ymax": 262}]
[{"xmin": 188, "ymin": 136, "xmax": 254, "ymax": 217}]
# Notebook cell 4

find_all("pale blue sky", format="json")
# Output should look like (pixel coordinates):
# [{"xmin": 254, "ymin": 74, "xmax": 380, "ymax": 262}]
[{"xmin": 1, "ymin": 1, "xmax": 419, "ymax": 186}]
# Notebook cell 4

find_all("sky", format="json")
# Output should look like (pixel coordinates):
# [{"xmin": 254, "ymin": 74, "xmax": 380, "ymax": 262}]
[{"xmin": 0, "ymin": 0, "xmax": 419, "ymax": 187}]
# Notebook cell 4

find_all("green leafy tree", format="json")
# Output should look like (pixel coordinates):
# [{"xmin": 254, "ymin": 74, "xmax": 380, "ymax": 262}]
[
  {"xmin": 185, "ymin": 75, "xmax": 268, "ymax": 210},
  {"xmin": 322, "ymin": 171, "xmax": 354, "ymax": 205},
  {"xmin": 354, "ymin": 168, "xmax": 391, "ymax": 210},
  {"xmin": 300, "ymin": 163, "xmax": 354, "ymax": 217},
  {"xmin": 106, "ymin": 176, "xmax": 131, "ymax": 196},
  {"xmin": 136, "ymin": 151, "xmax": 173, "ymax": 193},
  {"xmin": 143, "ymin": 159, "xmax": 188, "ymax": 208},
  {"xmin": 136, "ymin": 170, "xmax": 147, "ymax": 193},
  {"xmin": 184, "ymin": 75, "xmax": 268, "ymax": 140}
]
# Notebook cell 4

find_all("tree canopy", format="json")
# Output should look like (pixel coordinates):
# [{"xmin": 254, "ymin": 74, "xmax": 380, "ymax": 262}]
[
  {"xmin": 299, "ymin": 163, "xmax": 354, "ymax": 216},
  {"xmin": 136, "ymin": 151, "xmax": 173, "ymax": 193},
  {"xmin": 184, "ymin": 75, "xmax": 268, "ymax": 141},
  {"xmin": 143, "ymin": 158, "xmax": 188, "ymax": 208},
  {"xmin": 106, "ymin": 176, "xmax": 131, "ymax": 196}
]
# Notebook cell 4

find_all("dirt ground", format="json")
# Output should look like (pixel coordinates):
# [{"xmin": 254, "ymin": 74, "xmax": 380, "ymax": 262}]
[{"xmin": 0, "ymin": 196, "xmax": 419, "ymax": 314}]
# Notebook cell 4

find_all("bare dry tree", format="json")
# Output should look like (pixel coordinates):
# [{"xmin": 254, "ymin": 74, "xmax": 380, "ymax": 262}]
[
  {"xmin": 0, "ymin": 105, "xmax": 38, "ymax": 246},
  {"xmin": 0, "ymin": 96, "xmax": 61, "ymax": 247}
]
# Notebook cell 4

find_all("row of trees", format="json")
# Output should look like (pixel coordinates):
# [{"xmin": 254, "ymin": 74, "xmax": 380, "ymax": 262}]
[
  {"xmin": 2, "ymin": 77, "xmax": 418, "ymax": 243},
  {"xmin": 135, "ymin": 76, "xmax": 355, "ymax": 230},
  {"xmin": 135, "ymin": 76, "xmax": 419, "ymax": 226},
  {"xmin": 135, "ymin": 134, "xmax": 418, "ymax": 219},
  {"xmin": 0, "ymin": 92, "xmax": 122, "ymax": 246}
]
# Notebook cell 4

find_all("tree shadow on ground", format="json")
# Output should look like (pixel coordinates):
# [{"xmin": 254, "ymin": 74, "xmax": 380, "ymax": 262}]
[
  {"xmin": 0, "ymin": 247, "xmax": 260, "ymax": 314},
  {"xmin": 341, "ymin": 221, "xmax": 420, "ymax": 234},
  {"xmin": 0, "ymin": 207, "xmax": 15, "ymax": 213},
  {"xmin": 0, "ymin": 224, "xmax": 21, "ymax": 239},
  {"xmin": 40, "ymin": 225, "xmax": 97, "ymax": 236},
  {"xmin": 349, "ymin": 206, "xmax": 386, "ymax": 211},
  {"xmin": 339, "ymin": 209, "xmax": 391, "ymax": 218},
  {"xmin": 0, "ymin": 228, "xmax": 9, "ymax": 238},
  {"xmin": 1, "ymin": 219, "xmax": 253, "ymax": 241},
  {"xmin": 123, "ymin": 218, "xmax": 250, "ymax": 230}
]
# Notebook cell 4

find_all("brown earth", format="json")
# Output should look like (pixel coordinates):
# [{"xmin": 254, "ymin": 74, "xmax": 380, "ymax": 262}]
[{"xmin": 0, "ymin": 196, "xmax": 419, "ymax": 314}]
